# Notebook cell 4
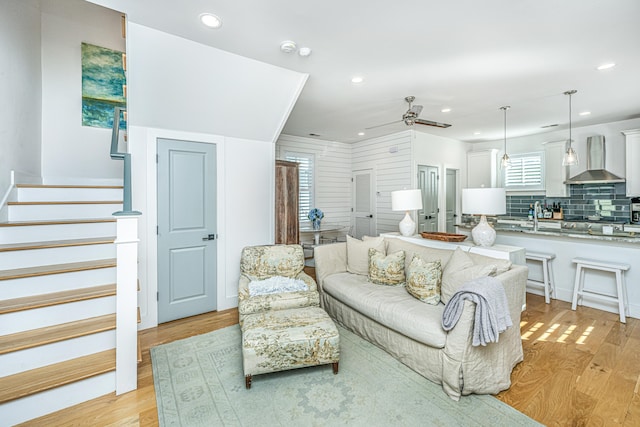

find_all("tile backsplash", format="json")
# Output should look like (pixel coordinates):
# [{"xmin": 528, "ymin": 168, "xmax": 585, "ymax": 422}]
[{"xmin": 506, "ymin": 182, "xmax": 631, "ymax": 222}]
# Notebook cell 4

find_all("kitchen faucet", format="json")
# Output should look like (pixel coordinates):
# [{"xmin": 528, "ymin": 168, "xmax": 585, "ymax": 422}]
[{"xmin": 534, "ymin": 201, "xmax": 541, "ymax": 231}]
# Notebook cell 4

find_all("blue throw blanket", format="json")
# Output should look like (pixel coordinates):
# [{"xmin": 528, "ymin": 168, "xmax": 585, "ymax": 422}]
[{"xmin": 441, "ymin": 276, "xmax": 512, "ymax": 346}]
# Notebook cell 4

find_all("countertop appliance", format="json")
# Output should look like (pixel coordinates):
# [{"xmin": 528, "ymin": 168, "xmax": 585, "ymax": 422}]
[{"xmin": 632, "ymin": 197, "xmax": 640, "ymax": 224}]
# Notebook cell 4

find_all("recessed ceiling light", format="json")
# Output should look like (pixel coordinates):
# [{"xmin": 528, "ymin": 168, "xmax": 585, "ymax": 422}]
[
  {"xmin": 579, "ymin": 111, "xmax": 591, "ymax": 116},
  {"xmin": 351, "ymin": 76, "xmax": 364, "ymax": 84},
  {"xmin": 597, "ymin": 63, "xmax": 616, "ymax": 70},
  {"xmin": 441, "ymin": 108, "xmax": 451, "ymax": 113},
  {"xmin": 199, "ymin": 13, "xmax": 222, "ymax": 29},
  {"xmin": 358, "ymin": 132, "xmax": 365, "ymax": 136},
  {"xmin": 473, "ymin": 131, "xmax": 482, "ymax": 135},
  {"xmin": 298, "ymin": 47, "xmax": 312, "ymax": 57}
]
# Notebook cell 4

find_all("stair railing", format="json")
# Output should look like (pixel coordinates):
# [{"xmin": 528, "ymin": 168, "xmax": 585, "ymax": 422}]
[
  {"xmin": 111, "ymin": 107, "xmax": 140, "ymax": 216},
  {"xmin": 111, "ymin": 106, "xmax": 141, "ymax": 395}
]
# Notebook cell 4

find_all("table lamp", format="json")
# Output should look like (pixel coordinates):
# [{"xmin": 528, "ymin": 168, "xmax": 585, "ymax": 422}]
[
  {"xmin": 391, "ymin": 189, "xmax": 423, "ymax": 236},
  {"xmin": 462, "ymin": 188, "xmax": 506, "ymax": 246}
]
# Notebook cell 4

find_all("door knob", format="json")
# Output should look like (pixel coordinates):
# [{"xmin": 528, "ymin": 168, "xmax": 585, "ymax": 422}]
[
  {"xmin": 202, "ymin": 234, "xmax": 217, "ymax": 241},
  {"xmin": 367, "ymin": 214, "xmax": 373, "ymax": 218}
]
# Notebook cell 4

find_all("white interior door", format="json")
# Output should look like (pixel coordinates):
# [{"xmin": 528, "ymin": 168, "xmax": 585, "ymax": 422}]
[
  {"xmin": 353, "ymin": 169, "xmax": 375, "ymax": 238},
  {"xmin": 157, "ymin": 138, "xmax": 217, "ymax": 323},
  {"xmin": 418, "ymin": 165, "xmax": 439, "ymax": 232},
  {"xmin": 446, "ymin": 169, "xmax": 458, "ymax": 233}
]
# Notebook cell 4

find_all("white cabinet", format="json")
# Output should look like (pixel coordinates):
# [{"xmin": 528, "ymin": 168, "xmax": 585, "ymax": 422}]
[
  {"xmin": 544, "ymin": 141, "xmax": 569, "ymax": 197},
  {"xmin": 623, "ymin": 129, "xmax": 640, "ymax": 197},
  {"xmin": 467, "ymin": 149, "xmax": 498, "ymax": 188}
]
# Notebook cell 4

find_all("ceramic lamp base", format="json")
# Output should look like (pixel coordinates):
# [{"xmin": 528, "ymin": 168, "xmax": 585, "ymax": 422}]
[
  {"xmin": 471, "ymin": 215, "xmax": 496, "ymax": 247},
  {"xmin": 398, "ymin": 211, "xmax": 416, "ymax": 236}
]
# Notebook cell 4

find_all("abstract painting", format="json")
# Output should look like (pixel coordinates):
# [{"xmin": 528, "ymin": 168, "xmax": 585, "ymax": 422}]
[{"xmin": 81, "ymin": 42, "xmax": 127, "ymax": 129}]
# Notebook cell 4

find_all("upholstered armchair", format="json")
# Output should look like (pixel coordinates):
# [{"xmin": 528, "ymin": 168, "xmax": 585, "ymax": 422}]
[{"xmin": 238, "ymin": 244, "xmax": 320, "ymax": 325}]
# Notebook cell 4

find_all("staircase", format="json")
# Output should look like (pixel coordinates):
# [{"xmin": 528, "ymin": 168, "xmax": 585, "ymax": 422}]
[{"xmin": 0, "ymin": 184, "xmax": 137, "ymax": 425}]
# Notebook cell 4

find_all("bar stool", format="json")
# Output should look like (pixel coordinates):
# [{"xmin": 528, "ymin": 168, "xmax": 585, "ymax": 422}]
[
  {"xmin": 571, "ymin": 257, "xmax": 631, "ymax": 323},
  {"xmin": 525, "ymin": 251, "xmax": 556, "ymax": 304}
]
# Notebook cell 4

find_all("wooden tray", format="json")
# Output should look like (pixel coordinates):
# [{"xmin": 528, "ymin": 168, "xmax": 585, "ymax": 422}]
[{"xmin": 420, "ymin": 232, "xmax": 467, "ymax": 242}]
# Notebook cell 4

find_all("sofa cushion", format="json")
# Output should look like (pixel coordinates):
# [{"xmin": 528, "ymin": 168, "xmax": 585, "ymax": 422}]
[
  {"xmin": 406, "ymin": 256, "xmax": 442, "ymax": 305},
  {"xmin": 346, "ymin": 235, "xmax": 385, "ymax": 275},
  {"xmin": 468, "ymin": 252, "xmax": 512, "ymax": 275},
  {"xmin": 323, "ymin": 272, "xmax": 447, "ymax": 348},
  {"xmin": 368, "ymin": 249, "xmax": 405, "ymax": 286},
  {"xmin": 385, "ymin": 238, "xmax": 453, "ymax": 272},
  {"xmin": 441, "ymin": 248, "xmax": 497, "ymax": 304}
]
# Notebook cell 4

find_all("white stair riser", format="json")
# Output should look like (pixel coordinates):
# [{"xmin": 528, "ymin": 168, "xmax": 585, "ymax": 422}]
[
  {"xmin": 8, "ymin": 204, "xmax": 123, "ymax": 221},
  {"xmin": 0, "ymin": 222, "xmax": 116, "ymax": 244},
  {"xmin": 0, "ymin": 372, "xmax": 115, "ymax": 426},
  {"xmin": 0, "ymin": 330, "xmax": 115, "ymax": 377},
  {"xmin": 0, "ymin": 296, "xmax": 116, "ymax": 335},
  {"xmin": 0, "ymin": 243, "xmax": 115, "ymax": 270},
  {"xmin": 0, "ymin": 267, "xmax": 116, "ymax": 300},
  {"xmin": 17, "ymin": 187, "xmax": 122, "ymax": 202}
]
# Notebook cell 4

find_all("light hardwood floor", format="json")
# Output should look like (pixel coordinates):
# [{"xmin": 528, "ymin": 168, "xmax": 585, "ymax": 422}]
[{"xmin": 21, "ymin": 294, "xmax": 640, "ymax": 426}]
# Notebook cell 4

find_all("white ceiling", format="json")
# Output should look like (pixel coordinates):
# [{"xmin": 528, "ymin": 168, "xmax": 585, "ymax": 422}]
[{"xmin": 89, "ymin": 0, "xmax": 640, "ymax": 143}]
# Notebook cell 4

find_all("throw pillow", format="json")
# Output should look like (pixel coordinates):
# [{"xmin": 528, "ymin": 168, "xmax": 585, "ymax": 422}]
[
  {"xmin": 405, "ymin": 256, "xmax": 442, "ymax": 305},
  {"xmin": 368, "ymin": 248, "xmax": 405, "ymax": 286},
  {"xmin": 346, "ymin": 235, "xmax": 385, "ymax": 275},
  {"xmin": 441, "ymin": 248, "xmax": 497, "ymax": 304}
]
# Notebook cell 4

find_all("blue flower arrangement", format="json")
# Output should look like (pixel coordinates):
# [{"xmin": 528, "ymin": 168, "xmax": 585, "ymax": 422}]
[{"xmin": 307, "ymin": 208, "xmax": 324, "ymax": 221}]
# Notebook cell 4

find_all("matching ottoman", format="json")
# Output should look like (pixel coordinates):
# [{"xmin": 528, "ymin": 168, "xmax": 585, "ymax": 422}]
[{"xmin": 241, "ymin": 306, "xmax": 340, "ymax": 389}]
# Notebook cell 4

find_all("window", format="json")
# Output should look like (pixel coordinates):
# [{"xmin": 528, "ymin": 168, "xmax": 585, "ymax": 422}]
[
  {"xmin": 504, "ymin": 152, "xmax": 545, "ymax": 191},
  {"xmin": 284, "ymin": 152, "xmax": 315, "ymax": 223}
]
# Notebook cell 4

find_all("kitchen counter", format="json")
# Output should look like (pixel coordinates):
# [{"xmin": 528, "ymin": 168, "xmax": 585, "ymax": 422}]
[{"xmin": 458, "ymin": 218, "xmax": 640, "ymax": 244}]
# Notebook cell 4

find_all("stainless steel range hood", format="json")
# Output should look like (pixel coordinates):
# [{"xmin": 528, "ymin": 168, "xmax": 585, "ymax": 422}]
[{"xmin": 564, "ymin": 135, "xmax": 625, "ymax": 184}]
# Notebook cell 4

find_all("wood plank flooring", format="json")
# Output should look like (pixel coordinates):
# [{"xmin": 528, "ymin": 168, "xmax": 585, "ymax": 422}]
[{"xmin": 20, "ymin": 295, "xmax": 640, "ymax": 426}]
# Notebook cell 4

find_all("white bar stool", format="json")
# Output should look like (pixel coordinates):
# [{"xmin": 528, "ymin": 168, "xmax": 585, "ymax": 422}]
[
  {"xmin": 571, "ymin": 257, "xmax": 631, "ymax": 323},
  {"xmin": 525, "ymin": 251, "xmax": 556, "ymax": 304}
]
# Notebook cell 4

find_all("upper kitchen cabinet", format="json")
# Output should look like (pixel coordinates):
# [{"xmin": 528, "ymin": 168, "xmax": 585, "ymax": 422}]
[
  {"xmin": 544, "ymin": 141, "xmax": 569, "ymax": 197},
  {"xmin": 467, "ymin": 149, "xmax": 498, "ymax": 188},
  {"xmin": 624, "ymin": 129, "xmax": 640, "ymax": 196}
]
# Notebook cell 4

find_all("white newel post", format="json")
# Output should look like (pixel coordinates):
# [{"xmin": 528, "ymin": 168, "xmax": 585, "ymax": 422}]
[{"xmin": 114, "ymin": 215, "xmax": 140, "ymax": 395}]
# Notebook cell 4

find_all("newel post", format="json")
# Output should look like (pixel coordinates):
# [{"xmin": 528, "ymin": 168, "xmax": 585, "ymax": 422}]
[{"xmin": 114, "ymin": 214, "xmax": 140, "ymax": 395}]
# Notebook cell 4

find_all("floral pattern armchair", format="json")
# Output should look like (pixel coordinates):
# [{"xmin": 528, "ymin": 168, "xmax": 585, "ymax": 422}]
[{"xmin": 238, "ymin": 244, "xmax": 320, "ymax": 324}]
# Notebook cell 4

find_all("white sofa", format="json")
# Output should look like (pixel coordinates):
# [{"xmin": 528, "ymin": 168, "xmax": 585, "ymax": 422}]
[{"xmin": 313, "ymin": 237, "xmax": 528, "ymax": 400}]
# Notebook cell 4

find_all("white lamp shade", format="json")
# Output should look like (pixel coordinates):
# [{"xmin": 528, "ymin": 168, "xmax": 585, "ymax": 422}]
[
  {"xmin": 461, "ymin": 188, "xmax": 506, "ymax": 215},
  {"xmin": 391, "ymin": 189, "xmax": 423, "ymax": 211}
]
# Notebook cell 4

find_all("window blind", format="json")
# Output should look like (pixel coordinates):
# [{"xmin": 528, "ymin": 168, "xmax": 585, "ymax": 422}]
[
  {"xmin": 504, "ymin": 152, "xmax": 544, "ymax": 190},
  {"xmin": 284, "ymin": 152, "xmax": 315, "ymax": 223}
]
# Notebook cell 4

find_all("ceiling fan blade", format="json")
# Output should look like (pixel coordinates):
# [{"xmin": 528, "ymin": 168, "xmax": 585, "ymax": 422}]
[
  {"xmin": 414, "ymin": 118, "xmax": 452, "ymax": 128},
  {"xmin": 409, "ymin": 105, "xmax": 423, "ymax": 116},
  {"xmin": 365, "ymin": 119, "xmax": 403, "ymax": 130}
]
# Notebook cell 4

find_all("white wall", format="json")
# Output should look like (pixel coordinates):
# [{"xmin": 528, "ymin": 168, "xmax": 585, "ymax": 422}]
[
  {"xmin": 126, "ymin": 23, "xmax": 306, "ymax": 328},
  {"xmin": 276, "ymin": 134, "xmax": 352, "ymax": 238},
  {"xmin": 351, "ymin": 131, "xmax": 413, "ymax": 235},
  {"xmin": 469, "ymin": 117, "xmax": 640, "ymax": 181},
  {"xmin": 40, "ymin": 0, "xmax": 125, "ymax": 184},
  {"xmin": 413, "ymin": 130, "xmax": 469, "ymax": 231},
  {"xmin": 0, "ymin": 0, "xmax": 42, "ymax": 199}
]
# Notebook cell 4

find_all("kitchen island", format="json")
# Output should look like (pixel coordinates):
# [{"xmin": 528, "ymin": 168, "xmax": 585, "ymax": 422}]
[{"xmin": 458, "ymin": 220, "xmax": 640, "ymax": 319}]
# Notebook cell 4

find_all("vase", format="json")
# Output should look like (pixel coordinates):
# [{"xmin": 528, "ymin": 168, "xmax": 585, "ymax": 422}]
[{"xmin": 312, "ymin": 219, "xmax": 321, "ymax": 230}]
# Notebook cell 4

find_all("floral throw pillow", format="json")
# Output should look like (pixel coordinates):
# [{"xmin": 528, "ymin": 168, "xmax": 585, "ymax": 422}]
[
  {"xmin": 406, "ymin": 256, "xmax": 442, "ymax": 305},
  {"xmin": 368, "ymin": 248, "xmax": 405, "ymax": 286}
]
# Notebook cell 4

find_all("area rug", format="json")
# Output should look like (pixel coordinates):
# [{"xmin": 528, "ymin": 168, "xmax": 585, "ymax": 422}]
[{"xmin": 151, "ymin": 324, "xmax": 540, "ymax": 426}]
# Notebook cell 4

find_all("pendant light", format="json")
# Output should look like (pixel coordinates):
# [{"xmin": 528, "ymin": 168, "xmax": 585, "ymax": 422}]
[
  {"xmin": 499, "ymin": 106, "xmax": 511, "ymax": 169},
  {"xmin": 562, "ymin": 90, "xmax": 579, "ymax": 166}
]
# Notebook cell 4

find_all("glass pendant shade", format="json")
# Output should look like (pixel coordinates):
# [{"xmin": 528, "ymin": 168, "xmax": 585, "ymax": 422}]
[
  {"xmin": 562, "ymin": 90, "xmax": 579, "ymax": 166},
  {"xmin": 500, "ymin": 153, "xmax": 511, "ymax": 169}
]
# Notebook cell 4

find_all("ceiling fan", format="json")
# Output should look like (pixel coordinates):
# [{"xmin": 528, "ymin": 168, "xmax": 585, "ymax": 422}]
[{"xmin": 366, "ymin": 96, "xmax": 452, "ymax": 130}]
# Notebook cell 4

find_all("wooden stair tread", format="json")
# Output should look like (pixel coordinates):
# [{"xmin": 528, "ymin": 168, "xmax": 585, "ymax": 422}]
[
  {"xmin": 0, "ymin": 314, "xmax": 116, "ymax": 355},
  {"xmin": 16, "ymin": 184, "xmax": 123, "ymax": 189},
  {"xmin": 8, "ymin": 201, "xmax": 122, "ymax": 205},
  {"xmin": 0, "ymin": 258, "xmax": 116, "ymax": 281},
  {"xmin": 0, "ymin": 237, "xmax": 116, "ymax": 252},
  {"xmin": 0, "ymin": 349, "xmax": 116, "ymax": 404},
  {"xmin": 0, "ymin": 283, "xmax": 116, "ymax": 314},
  {"xmin": 0, "ymin": 218, "xmax": 116, "ymax": 227}
]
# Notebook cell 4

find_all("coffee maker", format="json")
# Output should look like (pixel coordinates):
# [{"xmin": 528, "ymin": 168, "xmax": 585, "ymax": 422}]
[{"xmin": 632, "ymin": 197, "xmax": 640, "ymax": 224}]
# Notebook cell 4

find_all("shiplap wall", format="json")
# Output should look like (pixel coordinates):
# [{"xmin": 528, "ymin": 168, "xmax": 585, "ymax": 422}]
[
  {"xmin": 351, "ymin": 130, "xmax": 413, "ymax": 235},
  {"xmin": 276, "ymin": 134, "xmax": 352, "ymax": 238}
]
